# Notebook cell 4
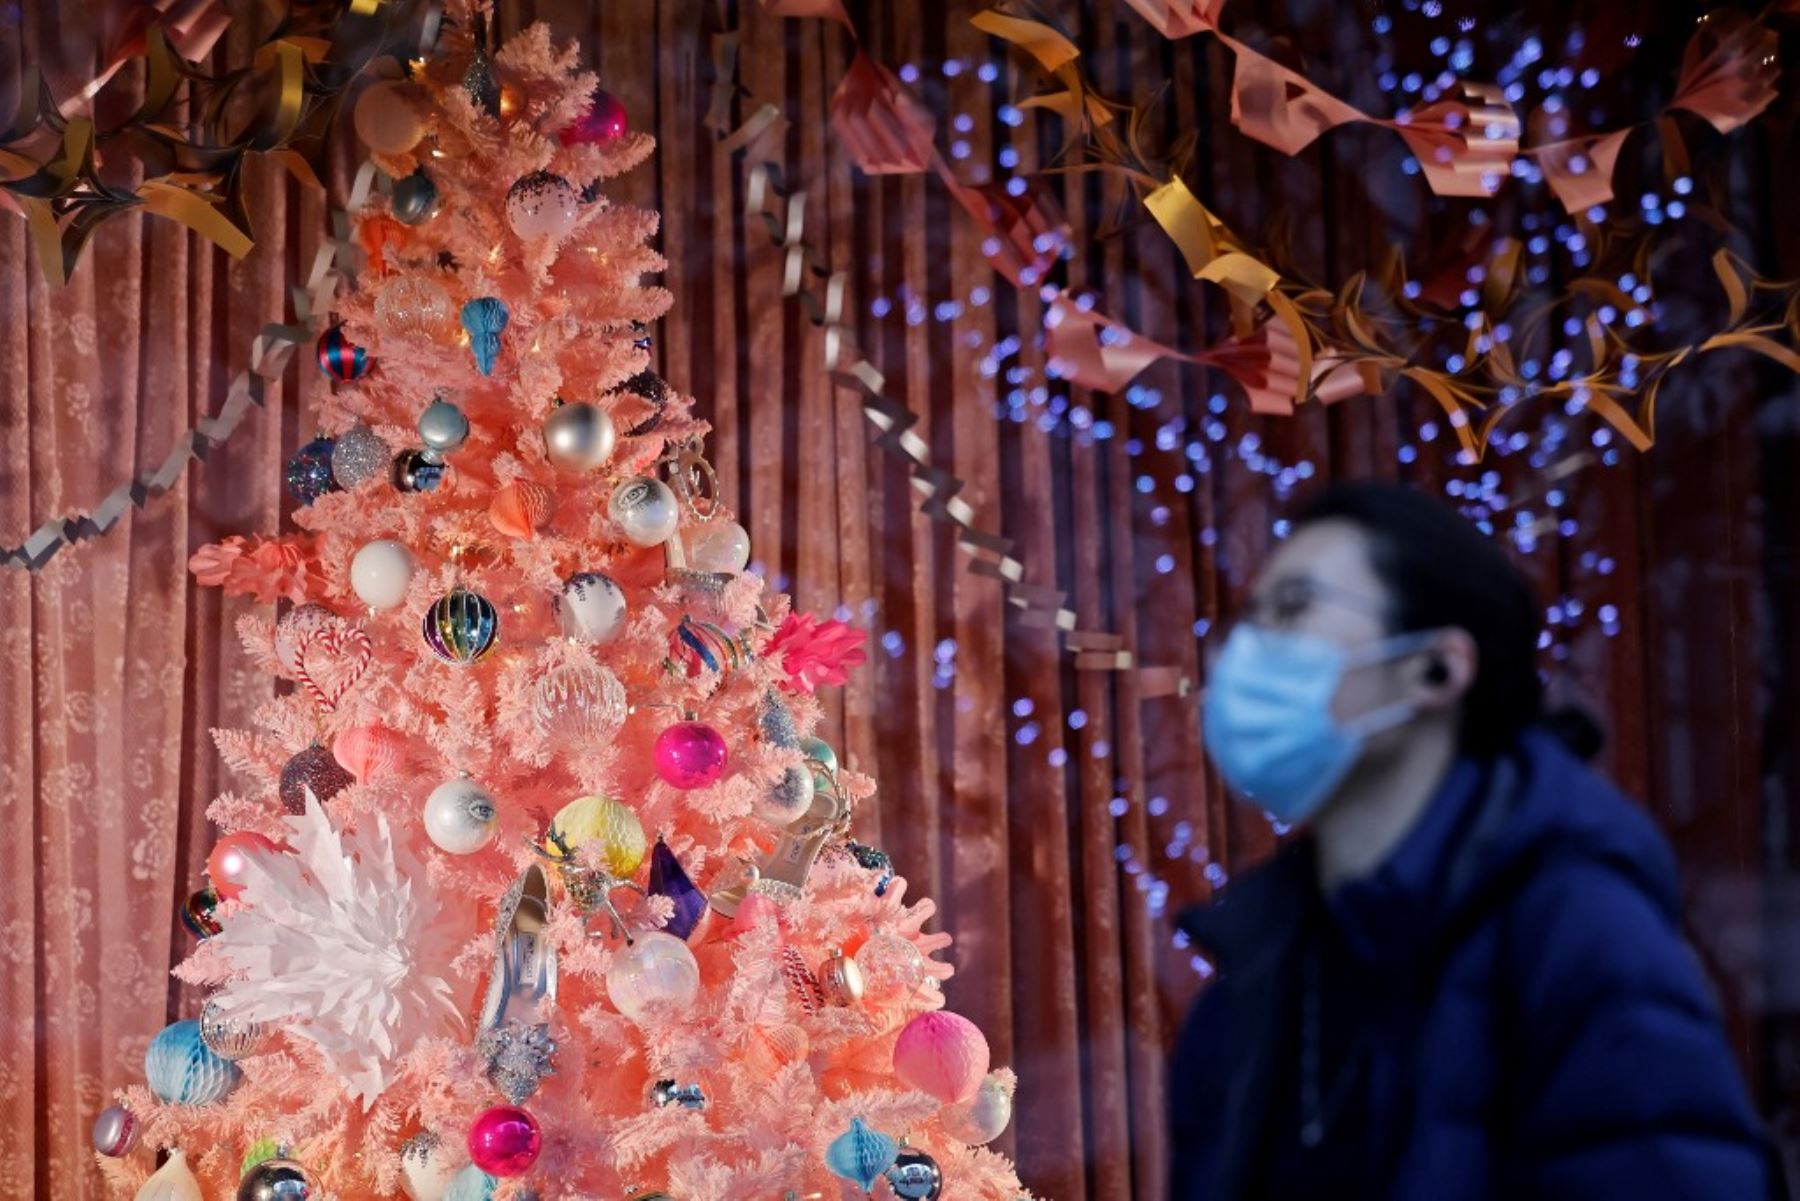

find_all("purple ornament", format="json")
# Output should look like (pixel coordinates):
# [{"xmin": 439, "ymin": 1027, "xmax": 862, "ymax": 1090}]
[
  {"xmin": 648, "ymin": 838, "xmax": 706, "ymax": 940},
  {"xmin": 560, "ymin": 87, "xmax": 628, "ymax": 146},
  {"xmin": 653, "ymin": 721, "xmax": 728, "ymax": 790}
]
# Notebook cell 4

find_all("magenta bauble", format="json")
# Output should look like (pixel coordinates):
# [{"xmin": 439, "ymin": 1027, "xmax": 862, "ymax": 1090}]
[
  {"xmin": 892, "ymin": 1010, "xmax": 990, "ymax": 1104},
  {"xmin": 560, "ymin": 87, "xmax": 628, "ymax": 145},
  {"xmin": 466, "ymin": 1105, "xmax": 541, "ymax": 1177},
  {"xmin": 653, "ymin": 721, "xmax": 729, "ymax": 789}
]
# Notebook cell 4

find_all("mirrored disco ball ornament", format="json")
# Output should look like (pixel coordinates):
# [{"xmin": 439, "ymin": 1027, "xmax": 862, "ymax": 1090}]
[
  {"xmin": 532, "ymin": 658, "xmax": 627, "ymax": 741},
  {"xmin": 505, "ymin": 171, "xmax": 579, "ymax": 241},
  {"xmin": 286, "ymin": 436, "xmax": 338, "ymax": 505},
  {"xmin": 316, "ymin": 324, "xmax": 370, "ymax": 381},
  {"xmin": 392, "ymin": 448, "xmax": 447, "ymax": 493},
  {"xmin": 237, "ymin": 1157, "xmax": 315, "ymax": 1201},
  {"xmin": 885, "ymin": 1148, "xmax": 944, "ymax": 1200},
  {"xmin": 422, "ymin": 588, "xmax": 498, "ymax": 664},
  {"xmin": 330, "ymin": 425, "xmax": 390, "ymax": 489},
  {"xmin": 392, "ymin": 167, "xmax": 440, "ymax": 225},
  {"xmin": 200, "ymin": 996, "xmax": 269, "ymax": 1062}
]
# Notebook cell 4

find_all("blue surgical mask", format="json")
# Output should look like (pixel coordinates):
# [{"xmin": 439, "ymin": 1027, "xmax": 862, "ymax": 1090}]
[{"xmin": 1202, "ymin": 624, "xmax": 1430, "ymax": 823}]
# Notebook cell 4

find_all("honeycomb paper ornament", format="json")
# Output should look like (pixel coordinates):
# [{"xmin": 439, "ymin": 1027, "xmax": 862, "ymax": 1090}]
[{"xmin": 892, "ymin": 1010, "xmax": 990, "ymax": 1104}]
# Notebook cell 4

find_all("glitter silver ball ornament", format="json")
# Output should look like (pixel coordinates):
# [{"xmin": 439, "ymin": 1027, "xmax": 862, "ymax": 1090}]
[
  {"xmin": 543, "ymin": 401, "xmax": 616, "ymax": 471},
  {"xmin": 417, "ymin": 398, "xmax": 469, "ymax": 459},
  {"xmin": 200, "ymin": 996, "xmax": 268, "ymax": 1061},
  {"xmin": 392, "ymin": 168, "xmax": 440, "ymax": 225},
  {"xmin": 885, "ymin": 1148, "xmax": 943, "ymax": 1200},
  {"xmin": 331, "ymin": 425, "xmax": 391, "ymax": 489},
  {"xmin": 237, "ymin": 1157, "xmax": 315, "ymax": 1201}
]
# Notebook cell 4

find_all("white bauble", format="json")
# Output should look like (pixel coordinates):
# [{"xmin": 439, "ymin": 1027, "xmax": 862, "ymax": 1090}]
[
  {"xmin": 423, "ymin": 777, "xmax": 498, "ymax": 855},
  {"xmin": 400, "ymin": 1133, "xmax": 458, "ymax": 1201},
  {"xmin": 608, "ymin": 477, "xmax": 680, "ymax": 547},
  {"xmin": 350, "ymin": 540, "xmax": 415, "ymax": 609},
  {"xmin": 553, "ymin": 572, "xmax": 627, "ymax": 644},
  {"xmin": 605, "ymin": 931, "xmax": 700, "ymax": 1022},
  {"xmin": 941, "ymin": 1071, "xmax": 1015, "ymax": 1145},
  {"xmin": 687, "ymin": 519, "xmax": 751, "ymax": 573}
]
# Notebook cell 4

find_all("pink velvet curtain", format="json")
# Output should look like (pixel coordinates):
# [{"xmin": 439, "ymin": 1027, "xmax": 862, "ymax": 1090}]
[{"xmin": 6, "ymin": 1, "xmax": 1799, "ymax": 1199}]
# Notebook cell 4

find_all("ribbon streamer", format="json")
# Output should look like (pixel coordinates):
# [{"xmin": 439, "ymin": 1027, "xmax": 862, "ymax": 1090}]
[
  {"xmin": 0, "ymin": 101, "xmax": 393, "ymax": 572},
  {"xmin": 1115, "ymin": 0, "xmax": 1782, "ymax": 215}
]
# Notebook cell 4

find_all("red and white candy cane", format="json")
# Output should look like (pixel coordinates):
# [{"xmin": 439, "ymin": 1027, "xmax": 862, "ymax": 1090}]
[{"xmin": 294, "ymin": 622, "xmax": 373, "ymax": 713}]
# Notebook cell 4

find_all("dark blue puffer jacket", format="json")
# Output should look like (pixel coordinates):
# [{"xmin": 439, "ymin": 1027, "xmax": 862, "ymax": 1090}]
[{"xmin": 1169, "ymin": 729, "xmax": 1779, "ymax": 1200}]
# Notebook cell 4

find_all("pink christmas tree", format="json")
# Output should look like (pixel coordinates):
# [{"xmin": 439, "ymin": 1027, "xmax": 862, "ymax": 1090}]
[{"xmin": 93, "ymin": 10, "xmax": 1025, "ymax": 1201}]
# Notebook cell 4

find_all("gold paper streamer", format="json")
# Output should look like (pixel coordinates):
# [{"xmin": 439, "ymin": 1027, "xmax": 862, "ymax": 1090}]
[{"xmin": 0, "ymin": 0, "xmax": 442, "ymax": 284}]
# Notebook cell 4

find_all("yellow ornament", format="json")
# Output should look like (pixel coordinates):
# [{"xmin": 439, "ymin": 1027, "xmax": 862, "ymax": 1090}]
[{"xmin": 548, "ymin": 795, "xmax": 647, "ymax": 877}]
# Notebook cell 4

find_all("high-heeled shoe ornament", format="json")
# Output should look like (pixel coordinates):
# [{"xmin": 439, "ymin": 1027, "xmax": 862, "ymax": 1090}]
[
  {"xmin": 709, "ymin": 746, "xmax": 852, "ymax": 918},
  {"xmin": 475, "ymin": 865, "xmax": 558, "ymax": 1104}
]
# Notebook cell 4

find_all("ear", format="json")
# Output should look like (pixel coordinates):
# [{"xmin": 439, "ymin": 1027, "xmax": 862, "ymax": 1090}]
[{"xmin": 1412, "ymin": 628, "xmax": 1477, "ymax": 713}]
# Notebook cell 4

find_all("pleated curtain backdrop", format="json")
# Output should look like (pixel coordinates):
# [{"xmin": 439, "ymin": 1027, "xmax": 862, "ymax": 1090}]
[{"xmin": 5, "ymin": 1, "xmax": 1799, "ymax": 1198}]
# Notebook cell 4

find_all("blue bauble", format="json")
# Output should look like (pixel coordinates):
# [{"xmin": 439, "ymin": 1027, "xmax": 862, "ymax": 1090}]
[
  {"xmin": 145, "ymin": 1019, "xmax": 241, "ymax": 1104},
  {"xmin": 286, "ymin": 436, "xmax": 339, "ymax": 505},
  {"xmin": 445, "ymin": 1165, "xmax": 497, "ymax": 1201}
]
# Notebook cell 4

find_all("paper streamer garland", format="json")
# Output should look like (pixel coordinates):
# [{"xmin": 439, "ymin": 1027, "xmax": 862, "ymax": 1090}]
[{"xmin": 704, "ymin": 12, "xmax": 1186, "ymax": 695}]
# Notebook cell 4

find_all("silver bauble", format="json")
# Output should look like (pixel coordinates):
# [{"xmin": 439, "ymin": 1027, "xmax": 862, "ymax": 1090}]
[
  {"xmin": 330, "ymin": 425, "xmax": 391, "ymax": 489},
  {"xmin": 417, "ymin": 398, "xmax": 469, "ymax": 458},
  {"xmin": 885, "ymin": 1149, "xmax": 944, "ymax": 1200},
  {"xmin": 543, "ymin": 401, "xmax": 616, "ymax": 471},
  {"xmin": 237, "ymin": 1158, "xmax": 315, "ymax": 1201},
  {"xmin": 392, "ymin": 168, "xmax": 441, "ymax": 225},
  {"xmin": 554, "ymin": 571, "xmax": 628, "ymax": 644}
]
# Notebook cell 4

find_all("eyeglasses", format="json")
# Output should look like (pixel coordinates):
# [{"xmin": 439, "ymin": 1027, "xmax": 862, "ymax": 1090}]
[{"xmin": 1237, "ymin": 575, "xmax": 1390, "ymax": 631}]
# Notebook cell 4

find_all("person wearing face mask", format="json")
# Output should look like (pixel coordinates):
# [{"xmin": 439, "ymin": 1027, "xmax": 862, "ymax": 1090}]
[{"xmin": 1168, "ymin": 482, "xmax": 1780, "ymax": 1201}]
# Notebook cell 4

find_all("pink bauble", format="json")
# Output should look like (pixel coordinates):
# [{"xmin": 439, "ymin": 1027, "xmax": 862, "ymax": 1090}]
[
  {"xmin": 892, "ymin": 1010, "xmax": 990, "ymax": 1104},
  {"xmin": 206, "ymin": 832, "xmax": 281, "ymax": 901},
  {"xmin": 560, "ymin": 87, "xmax": 628, "ymax": 145},
  {"xmin": 653, "ymin": 721, "xmax": 729, "ymax": 789},
  {"xmin": 505, "ymin": 171, "xmax": 579, "ymax": 241},
  {"xmin": 467, "ymin": 1105, "xmax": 540, "ymax": 1177}
]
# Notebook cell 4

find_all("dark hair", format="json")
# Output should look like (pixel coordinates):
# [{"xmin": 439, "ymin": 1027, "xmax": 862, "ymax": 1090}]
[{"xmin": 1294, "ymin": 482, "xmax": 1602, "ymax": 760}]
